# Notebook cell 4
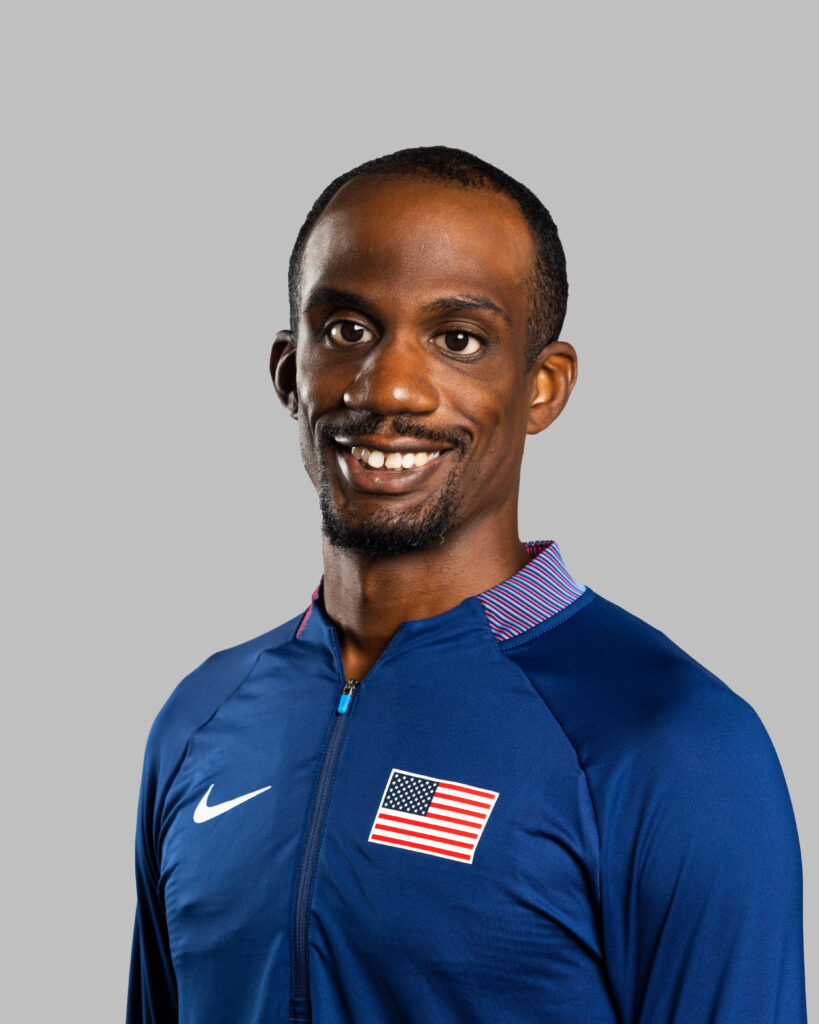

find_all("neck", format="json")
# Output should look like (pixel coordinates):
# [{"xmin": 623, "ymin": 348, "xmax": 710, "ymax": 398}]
[{"xmin": 321, "ymin": 517, "xmax": 530, "ymax": 681}]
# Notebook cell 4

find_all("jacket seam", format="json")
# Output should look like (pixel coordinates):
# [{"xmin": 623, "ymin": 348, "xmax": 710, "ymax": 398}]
[
  {"xmin": 155, "ymin": 618, "xmax": 304, "ymax": 848},
  {"xmin": 499, "ymin": 643, "xmax": 623, "ymax": 1018},
  {"xmin": 154, "ymin": 648, "xmax": 270, "ymax": 860},
  {"xmin": 497, "ymin": 588, "xmax": 597, "ymax": 650},
  {"xmin": 499, "ymin": 652, "xmax": 609, "ymax": 972}
]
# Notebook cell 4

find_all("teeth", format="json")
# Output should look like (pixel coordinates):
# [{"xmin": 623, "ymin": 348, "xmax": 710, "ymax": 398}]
[{"xmin": 345, "ymin": 444, "xmax": 442, "ymax": 470}]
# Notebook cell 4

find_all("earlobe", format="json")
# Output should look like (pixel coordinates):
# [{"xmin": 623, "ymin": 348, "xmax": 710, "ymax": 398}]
[
  {"xmin": 526, "ymin": 341, "xmax": 578, "ymax": 435},
  {"xmin": 270, "ymin": 329, "xmax": 299, "ymax": 419}
]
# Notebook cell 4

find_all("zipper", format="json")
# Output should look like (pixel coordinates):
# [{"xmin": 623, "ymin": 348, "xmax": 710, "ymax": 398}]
[{"xmin": 290, "ymin": 677, "xmax": 360, "ymax": 1023}]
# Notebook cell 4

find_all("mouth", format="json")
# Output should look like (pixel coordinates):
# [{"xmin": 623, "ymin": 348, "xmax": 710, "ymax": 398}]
[
  {"xmin": 330, "ymin": 437, "xmax": 455, "ymax": 494},
  {"xmin": 348, "ymin": 444, "xmax": 443, "ymax": 471}
]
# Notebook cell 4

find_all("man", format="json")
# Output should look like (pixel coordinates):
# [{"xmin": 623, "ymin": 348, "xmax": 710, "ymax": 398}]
[{"xmin": 128, "ymin": 146, "xmax": 806, "ymax": 1023}]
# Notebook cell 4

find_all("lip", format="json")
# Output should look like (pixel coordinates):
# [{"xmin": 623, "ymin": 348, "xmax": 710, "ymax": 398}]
[
  {"xmin": 331, "ymin": 434, "xmax": 451, "ymax": 455},
  {"xmin": 334, "ymin": 442, "xmax": 452, "ymax": 495}
]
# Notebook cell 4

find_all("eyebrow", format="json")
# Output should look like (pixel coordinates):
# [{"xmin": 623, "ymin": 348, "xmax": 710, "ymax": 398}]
[
  {"xmin": 422, "ymin": 294, "xmax": 511, "ymax": 326},
  {"xmin": 303, "ymin": 287, "xmax": 511, "ymax": 326}
]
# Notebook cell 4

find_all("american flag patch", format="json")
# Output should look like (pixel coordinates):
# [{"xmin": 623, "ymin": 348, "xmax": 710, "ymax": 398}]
[{"xmin": 368, "ymin": 769, "xmax": 499, "ymax": 864}]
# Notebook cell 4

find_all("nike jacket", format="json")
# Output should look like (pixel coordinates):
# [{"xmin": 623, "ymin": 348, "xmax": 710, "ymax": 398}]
[{"xmin": 127, "ymin": 541, "xmax": 807, "ymax": 1023}]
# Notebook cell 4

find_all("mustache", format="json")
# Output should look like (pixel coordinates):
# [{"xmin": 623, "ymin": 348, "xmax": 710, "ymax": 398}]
[{"xmin": 319, "ymin": 412, "xmax": 468, "ymax": 452}]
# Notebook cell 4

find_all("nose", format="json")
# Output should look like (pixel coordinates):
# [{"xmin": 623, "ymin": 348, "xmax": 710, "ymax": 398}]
[{"xmin": 343, "ymin": 334, "xmax": 439, "ymax": 416}]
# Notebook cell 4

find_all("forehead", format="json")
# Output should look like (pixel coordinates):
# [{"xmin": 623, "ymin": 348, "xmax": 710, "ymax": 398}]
[{"xmin": 299, "ymin": 176, "xmax": 535, "ymax": 320}]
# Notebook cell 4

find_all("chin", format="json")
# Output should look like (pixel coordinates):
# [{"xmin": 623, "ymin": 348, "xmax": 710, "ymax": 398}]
[{"xmin": 318, "ymin": 486, "xmax": 460, "ymax": 556}]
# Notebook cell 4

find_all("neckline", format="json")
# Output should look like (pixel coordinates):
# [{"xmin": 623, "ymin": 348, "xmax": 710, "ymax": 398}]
[{"xmin": 295, "ymin": 539, "xmax": 585, "ymax": 644}]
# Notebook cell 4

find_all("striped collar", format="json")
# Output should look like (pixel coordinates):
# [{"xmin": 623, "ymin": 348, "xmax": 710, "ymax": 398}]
[
  {"xmin": 296, "ymin": 539, "xmax": 585, "ymax": 643},
  {"xmin": 475, "ymin": 540, "xmax": 585, "ymax": 642}
]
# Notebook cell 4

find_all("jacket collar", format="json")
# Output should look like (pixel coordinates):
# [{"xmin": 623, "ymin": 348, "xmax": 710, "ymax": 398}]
[
  {"xmin": 475, "ymin": 540, "xmax": 585, "ymax": 642},
  {"xmin": 296, "ymin": 539, "xmax": 584, "ymax": 644}
]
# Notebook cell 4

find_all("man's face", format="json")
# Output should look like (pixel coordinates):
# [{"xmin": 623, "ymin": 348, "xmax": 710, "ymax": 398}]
[{"xmin": 284, "ymin": 176, "xmax": 546, "ymax": 555}]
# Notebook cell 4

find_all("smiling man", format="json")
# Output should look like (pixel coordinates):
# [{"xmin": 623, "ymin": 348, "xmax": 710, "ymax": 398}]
[{"xmin": 128, "ymin": 146, "xmax": 806, "ymax": 1023}]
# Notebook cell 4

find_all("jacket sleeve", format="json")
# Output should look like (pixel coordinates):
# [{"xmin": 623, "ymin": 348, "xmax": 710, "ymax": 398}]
[
  {"xmin": 126, "ymin": 728, "xmax": 179, "ymax": 1023},
  {"xmin": 601, "ymin": 686, "xmax": 807, "ymax": 1022}
]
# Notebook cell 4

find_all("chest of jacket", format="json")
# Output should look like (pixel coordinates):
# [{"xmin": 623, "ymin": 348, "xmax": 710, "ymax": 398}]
[{"xmin": 158, "ymin": 627, "xmax": 610, "ymax": 1022}]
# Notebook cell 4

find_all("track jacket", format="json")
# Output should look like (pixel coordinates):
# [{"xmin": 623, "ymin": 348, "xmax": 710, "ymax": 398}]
[{"xmin": 128, "ymin": 541, "xmax": 807, "ymax": 1023}]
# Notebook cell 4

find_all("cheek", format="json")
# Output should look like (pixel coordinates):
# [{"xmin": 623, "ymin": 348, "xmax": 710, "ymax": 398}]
[
  {"xmin": 461, "ymin": 390, "xmax": 530, "ymax": 480},
  {"xmin": 296, "ymin": 346, "xmax": 351, "ymax": 426},
  {"xmin": 296, "ymin": 417, "xmax": 320, "ymax": 488},
  {"xmin": 467, "ymin": 381, "xmax": 530, "ymax": 446},
  {"xmin": 292, "ymin": 362, "xmax": 326, "ymax": 481},
  {"xmin": 295, "ymin": 350, "xmax": 320, "ymax": 419}
]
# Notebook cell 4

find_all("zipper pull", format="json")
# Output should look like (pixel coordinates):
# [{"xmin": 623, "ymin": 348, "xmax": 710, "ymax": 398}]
[{"xmin": 336, "ymin": 678, "xmax": 359, "ymax": 714}]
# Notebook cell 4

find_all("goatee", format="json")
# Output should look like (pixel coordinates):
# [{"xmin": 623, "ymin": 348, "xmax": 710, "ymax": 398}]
[{"xmin": 318, "ymin": 472, "xmax": 462, "ymax": 555}]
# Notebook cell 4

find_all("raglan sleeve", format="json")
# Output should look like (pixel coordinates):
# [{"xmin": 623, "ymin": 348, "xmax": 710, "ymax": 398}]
[
  {"xmin": 126, "ymin": 718, "xmax": 179, "ymax": 1023},
  {"xmin": 601, "ymin": 681, "xmax": 807, "ymax": 1023}
]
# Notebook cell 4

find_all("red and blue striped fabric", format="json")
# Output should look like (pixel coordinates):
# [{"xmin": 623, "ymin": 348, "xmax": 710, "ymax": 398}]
[
  {"xmin": 295, "ymin": 582, "xmax": 322, "ymax": 639},
  {"xmin": 476, "ymin": 540, "xmax": 586, "ymax": 642}
]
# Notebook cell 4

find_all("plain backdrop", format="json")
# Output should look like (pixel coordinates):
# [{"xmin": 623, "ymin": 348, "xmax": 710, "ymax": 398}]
[{"xmin": 2, "ymin": 1, "xmax": 815, "ymax": 1018}]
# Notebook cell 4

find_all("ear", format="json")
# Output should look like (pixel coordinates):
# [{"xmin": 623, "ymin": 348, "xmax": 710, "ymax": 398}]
[
  {"xmin": 526, "ymin": 341, "xmax": 578, "ymax": 435},
  {"xmin": 270, "ymin": 329, "xmax": 299, "ymax": 419}
]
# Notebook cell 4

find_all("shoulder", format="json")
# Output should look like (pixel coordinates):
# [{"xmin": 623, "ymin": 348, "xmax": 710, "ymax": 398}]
[
  {"xmin": 504, "ymin": 588, "xmax": 787, "ymax": 792},
  {"xmin": 521, "ymin": 601, "xmax": 810, "ymax": 1020},
  {"xmin": 507, "ymin": 587, "xmax": 800, "ymax": 877},
  {"xmin": 142, "ymin": 611, "xmax": 304, "ymax": 788}
]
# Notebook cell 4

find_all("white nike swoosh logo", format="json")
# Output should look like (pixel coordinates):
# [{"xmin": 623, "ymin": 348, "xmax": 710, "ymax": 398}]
[{"xmin": 193, "ymin": 783, "xmax": 272, "ymax": 823}]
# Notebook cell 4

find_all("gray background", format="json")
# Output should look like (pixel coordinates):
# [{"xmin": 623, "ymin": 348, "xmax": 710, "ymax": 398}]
[{"xmin": 3, "ymin": 1, "xmax": 815, "ymax": 1018}]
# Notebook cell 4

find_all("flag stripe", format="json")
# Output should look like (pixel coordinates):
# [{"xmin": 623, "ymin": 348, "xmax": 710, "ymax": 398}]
[
  {"xmin": 374, "ymin": 829, "xmax": 477, "ymax": 854},
  {"xmin": 436, "ymin": 781, "xmax": 496, "ymax": 799},
  {"xmin": 425, "ymin": 811, "xmax": 482, "ymax": 828},
  {"xmin": 432, "ymin": 793, "xmax": 492, "ymax": 809},
  {"xmin": 373, "ymin": 824, "xmax": 475, "ymax": 850},
  {"xmin": 377, "ymin": 813, "xmax": 477, "ymax": 838},
  {"xmin": 376, "ymin": 807, "xmax": 480, "ymax": 831},
  {"xmin": 372, "ymin": 833, "xmax": 473, "ymax": 861},
  {"xmin": 429, "ymin": 801, "xmax": 486, "ymax": 819}
]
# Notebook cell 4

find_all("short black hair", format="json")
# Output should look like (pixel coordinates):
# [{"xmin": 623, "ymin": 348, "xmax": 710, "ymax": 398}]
[{"xmin": 287, "ymin": 145, "xmax": 568, "ymax": 370}]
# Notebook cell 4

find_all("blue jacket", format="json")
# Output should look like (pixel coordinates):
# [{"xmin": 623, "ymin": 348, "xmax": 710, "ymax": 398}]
[{"xmin": 128, "ymin": 549, "xmax": 806, "ymax": 1023}]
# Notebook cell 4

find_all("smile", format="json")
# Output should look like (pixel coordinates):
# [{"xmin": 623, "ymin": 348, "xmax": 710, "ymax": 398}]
[
  {"xmin": 331, "ymin": 438, "xmax": 454, "ymax": 496},
  {"xmin": 349, "ymin": 445, "xmax": 443, "ymax": 471}
]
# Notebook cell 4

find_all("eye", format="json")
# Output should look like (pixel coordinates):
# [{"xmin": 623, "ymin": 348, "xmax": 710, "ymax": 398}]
[
  {"xmin": 432, "ymin": 330, "xmax": 484, "ymax": 357},
  {"xmin": 326, "ymin": 320, "xmax": 375, "ymax": 346}
]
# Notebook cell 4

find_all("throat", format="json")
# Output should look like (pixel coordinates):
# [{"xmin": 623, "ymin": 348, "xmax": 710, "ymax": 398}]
[
  {"xmin": 336, "ymin": 638, "xmax": 391, "ymax": 685},
  {"xmin": 320, "ymin": 528, "xmax": 532, "ymax": 677}
]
